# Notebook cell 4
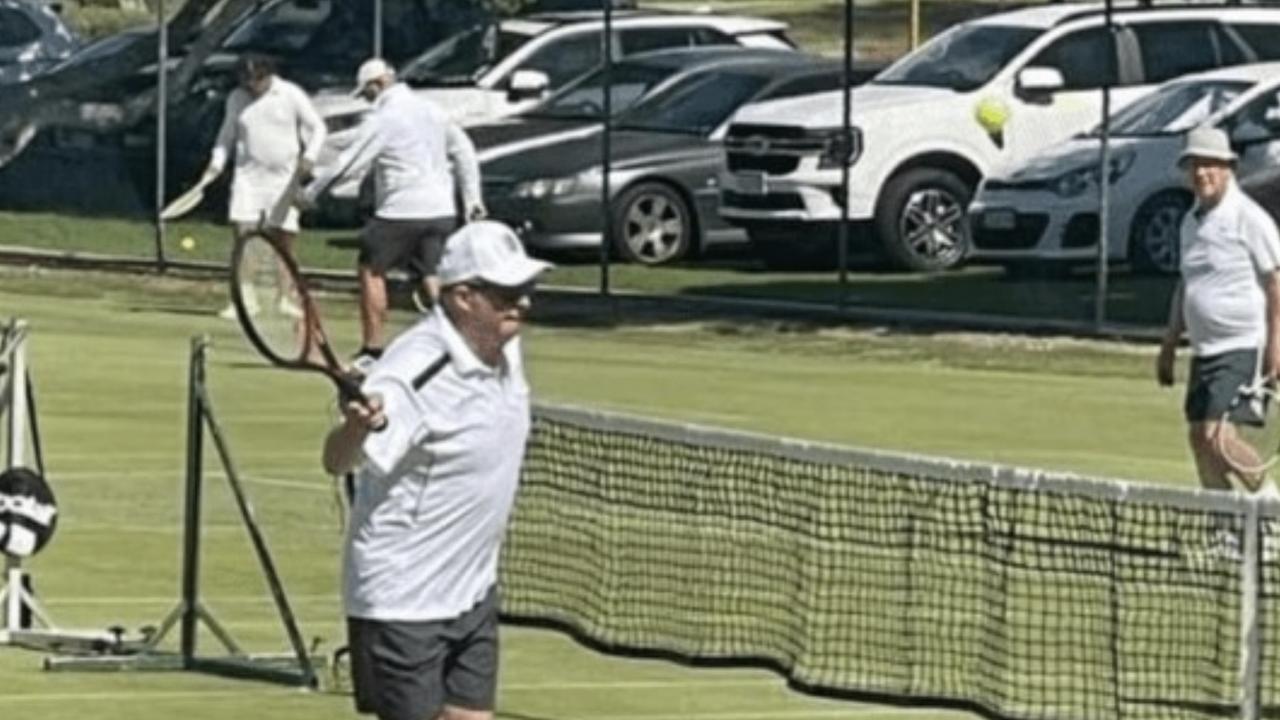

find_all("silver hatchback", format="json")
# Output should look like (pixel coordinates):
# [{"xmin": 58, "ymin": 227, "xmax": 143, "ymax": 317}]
[{"xmin": 0, "ymin": 0, "xmax": 77, "ymax": 85}]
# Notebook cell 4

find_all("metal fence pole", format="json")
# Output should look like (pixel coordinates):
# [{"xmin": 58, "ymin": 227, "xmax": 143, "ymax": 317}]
[
  {"xmin": 599, "ymin": 0, "xmax": 613, "ymax": 298},
  {"xmin": 836, "ymin": 0, "xmax": 853, "ymax": 309},
  {"xmin": 1093, "ymin": 4, "xmax": 1114, "ymax": 329},
  {"xmin": 153, "ymin": 0, "xmax": 169, "ymax": 271},
  {"xmin": 374, "ymin": 0, "xmax": 383, "ymax": 58}
]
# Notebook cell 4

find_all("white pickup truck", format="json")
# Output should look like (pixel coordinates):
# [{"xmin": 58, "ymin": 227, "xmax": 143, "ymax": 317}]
[{"xmin": 718, "ymin": 3, "xmax": 1280, "ymax": 271}]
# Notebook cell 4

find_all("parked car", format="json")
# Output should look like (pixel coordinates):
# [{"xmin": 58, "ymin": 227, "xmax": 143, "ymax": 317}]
[
  {"xmin": 0, "ymin": 0, "xmax": 486, "ymax": 213},
  {"xmin": 480, "ymin": 49, "xmax": 843, "ymax": 265},
  {"xmin": 311, "ymin": 10, "xmax": 795, "ymax": 215},
  {"xmin": 312, "ymin": 10, "xmax": 795, "ymax": 129},
  {"xmin": 0, "ymin": 0, "xmax": 76, "ymax": 85},
  {"xmin": 969, "ymin": 62, "xmax": 1280, "ymax": 275},
  {"xmin": 716, "ymin": 2, "xmax": 1280, "ymax": 272}
]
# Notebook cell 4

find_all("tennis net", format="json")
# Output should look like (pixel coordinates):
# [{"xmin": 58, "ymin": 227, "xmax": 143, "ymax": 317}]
[{"xmin": 501, "ymin": 404, "xmax": 1279, "ymax": 720}]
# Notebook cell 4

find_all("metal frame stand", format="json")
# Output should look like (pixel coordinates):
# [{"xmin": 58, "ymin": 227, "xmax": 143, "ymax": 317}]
[
  {"xmin": 0, "ymin": 319, "xmax": 123, "ymax": 653},
  {"xmin": 45, "ymin": 337, "xmax": 320, "ymax": 688}
]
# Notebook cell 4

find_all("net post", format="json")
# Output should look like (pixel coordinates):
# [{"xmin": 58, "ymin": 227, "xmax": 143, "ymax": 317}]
[
  {"xmin": 1241, "ymin": 497, "xmax": 1262, "ymax": 720},
  {"xmin": 179, "ymin": 335, "xmax": 209, "ymax": 665}
]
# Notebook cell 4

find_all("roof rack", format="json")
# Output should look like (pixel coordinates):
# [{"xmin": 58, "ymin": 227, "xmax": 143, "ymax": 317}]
[{"xmin": 1050, "ymin": 0, "xmax": 1280, "ymax": 26}]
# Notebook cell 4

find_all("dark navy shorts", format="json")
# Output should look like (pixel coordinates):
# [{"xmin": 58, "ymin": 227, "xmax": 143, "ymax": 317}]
[
  {"xmin": 359, "ymin": 217, "xmax": 456, "ymax": 277},
  {"xmin": 347, "ymin": 587, "xmax": 499, "ymax": 720},
  {"xmin": 1185, "ymin": 348, "xmax": 1260, "ymax": 423}
]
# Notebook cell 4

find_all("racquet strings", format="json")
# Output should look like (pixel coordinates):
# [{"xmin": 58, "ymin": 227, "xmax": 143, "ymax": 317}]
[
  {"xmin": 1221, "ymin": 382, "xmax": 1280, "ymax": 482},
  {"xmin": 236, "ymin": 234, "xmax": 308, "ymax": 363}
]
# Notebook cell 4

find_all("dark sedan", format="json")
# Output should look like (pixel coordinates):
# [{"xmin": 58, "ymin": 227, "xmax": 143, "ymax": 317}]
[{"xmin": 479, "ymin": 50, "xmax": 871, "ymax": 265}]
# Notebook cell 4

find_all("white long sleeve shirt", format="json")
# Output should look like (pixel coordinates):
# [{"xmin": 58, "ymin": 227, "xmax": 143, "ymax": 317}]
[
  {"xmin": 305, "ymin": 83, "xmax": 482, "ymax": 221},
  {"xmin": 209, "ymin": 76, "xmax": 326, "ymax": 232}
]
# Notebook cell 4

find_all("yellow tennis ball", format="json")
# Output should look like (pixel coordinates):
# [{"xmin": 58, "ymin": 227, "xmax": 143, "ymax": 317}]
[
  {"xmin": 974, "ymin": 97, "xmax": 1011, "ymax": 135},
  {"xmin": 180, "ymin": 236, "xmax": 196, "ymax": 251}
]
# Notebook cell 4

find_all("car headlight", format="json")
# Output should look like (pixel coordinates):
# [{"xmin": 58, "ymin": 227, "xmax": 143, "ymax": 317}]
[
  {"xmin": 1052, "ymin": 149, "xmax": 1136, "ymax": 198},
  {"xmin": 513, "ymin": 168, "xmax": 601, "ymax": 199},
  {"xmin": 816, "ymin": 127, "xmax": 862, "ymax": 170}
]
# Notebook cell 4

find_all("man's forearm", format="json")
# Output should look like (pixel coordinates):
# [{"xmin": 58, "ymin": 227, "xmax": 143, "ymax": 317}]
[
  {"xmin": 1265, "ymin": 272, "xmax": 1280, "ymax": 362},
  {"xmin": 1163, "ymin": 283, "xmax": 1185, "ymax": 347}
]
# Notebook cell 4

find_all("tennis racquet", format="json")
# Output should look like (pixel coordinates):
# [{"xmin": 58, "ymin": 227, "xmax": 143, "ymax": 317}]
[
  {"xmin": 1216, "ymin": 379, "xmax": 1280, "ymax": 489},
  {"xmin": 229, "ymin": 227, "xmax": 365, "ymax": 404},
  {"xmin": 160, "ymin": 172, "xmax": 217, "ymax": 221}
]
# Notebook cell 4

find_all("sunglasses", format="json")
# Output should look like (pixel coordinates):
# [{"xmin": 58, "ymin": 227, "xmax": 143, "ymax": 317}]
[{"xmin": 466, "ymin": 281, "xmax": 536, "ymax": 307}]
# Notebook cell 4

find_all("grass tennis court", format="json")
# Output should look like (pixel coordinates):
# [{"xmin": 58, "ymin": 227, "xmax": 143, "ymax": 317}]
[{"xmin": 0, "ymin": 266, "xmax": 1198, "ymax": 719}]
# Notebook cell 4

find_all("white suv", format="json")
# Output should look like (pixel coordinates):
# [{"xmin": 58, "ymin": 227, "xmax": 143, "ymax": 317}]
[{"xmin": 718, "ymin": 3, "xmax": 1280, "ymax": 271}]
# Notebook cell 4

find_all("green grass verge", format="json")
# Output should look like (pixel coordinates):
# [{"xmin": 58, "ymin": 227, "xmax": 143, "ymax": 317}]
[{"xmin": 0, "ymin": 210, "xmax": 1177, "ymax": 326}]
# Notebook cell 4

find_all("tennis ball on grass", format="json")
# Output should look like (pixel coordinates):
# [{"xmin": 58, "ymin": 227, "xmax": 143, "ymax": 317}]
[{"xmin": 180, "ymin": 236, "xmax": 196, "ymax": 251}]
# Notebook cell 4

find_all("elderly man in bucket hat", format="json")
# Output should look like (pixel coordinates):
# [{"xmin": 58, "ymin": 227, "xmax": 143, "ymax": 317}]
[
  {"xmin": 322, "ymin": 220, "xmax": 550, "ymax": 720},
  {"xmin": 1158, "ymin": 125, "xmax": 1280, "ymax": 502}
]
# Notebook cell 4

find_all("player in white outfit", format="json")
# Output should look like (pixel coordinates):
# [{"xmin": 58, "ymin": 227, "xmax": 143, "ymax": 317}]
[{"xmin": 204, "ymin": 54, "xmax": 327, "ymax": 318}]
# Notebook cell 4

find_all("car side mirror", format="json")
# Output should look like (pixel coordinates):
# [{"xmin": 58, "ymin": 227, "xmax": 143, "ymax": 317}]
[
  {"xmin": 507, "ymin": 69, "xmax": 550, "ymax": 102},
  {"xmin": 1016, "ymin": 66, "xmax": 1065, "ymax": 98}
]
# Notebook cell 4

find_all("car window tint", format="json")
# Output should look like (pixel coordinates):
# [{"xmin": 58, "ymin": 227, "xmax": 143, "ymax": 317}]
[
  {"xmin": 621, "ymin": 70, "xmax": 770, "ymax": 134},
  {"xmin": 1230, "ymin": 23, "xmax": 1280, "ymax": 61},
  {"xmin": 1212, "ymin": 24, "xmax": 1249, "ymax": 66},
  {"xmin": 0, "ymin": 7, "xmax": 41, "ymax": 47},
  {"xmin": 518, "ymin": 31, "xmax": 602, "ymax": 87},
  {"xmin": 1230, "ymin": 88, "xmax": 1280, "ymax": 141},
  {"xmin": 1132, "ymin": 22, "xmax": 1221, "ymax": 83},
  {"xmin": 1028, "ymin": 27, "xmax": 1118, "ymax": 90},
  {"xmin": 691, "ymin": 28, "xmax": 735, "ymax": 46},
  {"xmin": 757, "ymin": 70, "xmax": 844, "ymax": 101},
  {"xmin": 619, "ymin": 28, "xmax": 700, "ymax": 55}
]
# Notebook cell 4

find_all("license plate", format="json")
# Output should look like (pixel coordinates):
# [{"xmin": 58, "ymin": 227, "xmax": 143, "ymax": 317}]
[
  {"xmin": 738, "ymin": 172, "xmax": 768, "ymax": 195},
  {"xmin": 982, "ymin": 209, "xmax": 1016, "ymax": 230}
]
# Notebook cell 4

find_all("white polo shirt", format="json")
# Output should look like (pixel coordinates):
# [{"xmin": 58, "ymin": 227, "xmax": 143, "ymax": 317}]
[
  {"xmin": 1180, "ymin": 181, "xmax": 1280, "ymax": 357},
  {"xmin": 209, "ymin": 77, "xmax": 326, "ymax": 232},
  {"xmin": 343, "ymin": 309, "xmax": 531, "ymax": 622}
]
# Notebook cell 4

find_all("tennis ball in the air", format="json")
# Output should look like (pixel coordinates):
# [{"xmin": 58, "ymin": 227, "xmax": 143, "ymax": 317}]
[
  {"xmin": 180, "ymin": 236, "xmax": 196, "ymax": 251},
  {"xmin": 974, "ymin": 97, "xmax": 1011, "ymax": 135}
]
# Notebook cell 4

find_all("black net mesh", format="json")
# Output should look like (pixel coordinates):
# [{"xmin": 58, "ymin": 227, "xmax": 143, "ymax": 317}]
[{"xmin": 501, "ymin": 407, "xmax": 1269, "ymax": 720}]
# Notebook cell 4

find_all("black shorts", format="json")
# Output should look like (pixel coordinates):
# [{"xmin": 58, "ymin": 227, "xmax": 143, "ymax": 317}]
[
  {"xmin": 1185, "ymin": 348, "xmax": 1260, "ymax": 423},
  {"xmin": 358, "ymin": 217, "xmax": 457, "ymax": 277},
  {"xmin": 347, "ymin": 587, "xmax": 500, "ymax": 720}
]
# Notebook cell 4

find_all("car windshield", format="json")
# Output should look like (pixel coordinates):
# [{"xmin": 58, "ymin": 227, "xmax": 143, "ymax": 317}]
[
  {"xmin": 400, "ymin": 24, "xmax": 531, "ymax": 84},
  {"xmin": 524, "ymin": 62, "xmax": 675, "ymax": 120},
  {"xmin": 1100, "ymin": 80, "xmax": 1251, "ymax": 136},
  {"xmin": 874, "ymin": 24, "xmax": 1039, "ymax": 91},
  {"xmin": 222, "ymin": 0, "xmax": 333, "ymax": 54},
  {"xmin": 617, "ymin": 69, "xmax": 771, "ymax": 135}
]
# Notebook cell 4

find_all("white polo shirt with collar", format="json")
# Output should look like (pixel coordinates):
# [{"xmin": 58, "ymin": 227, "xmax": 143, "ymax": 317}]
[
  {"xmin": 343, "ymin": 308, "xmax": 531, "ymax": 622},
  {"xmin": 1180, "ymin": 180, "xmax": 1280, "ymax": 357}
]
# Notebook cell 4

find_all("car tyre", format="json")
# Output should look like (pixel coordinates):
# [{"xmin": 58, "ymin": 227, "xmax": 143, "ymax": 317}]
[
  {"xmin": 874, "ymin": 167, "xmax": 972, "ymax": 272},
  {"xmin": 611, "ymin": 182, "xmax": 695, "ymax": 265},
  {"xmin": 1130, "ymin": 190, "xmax": 1190, "ymax": 275}
]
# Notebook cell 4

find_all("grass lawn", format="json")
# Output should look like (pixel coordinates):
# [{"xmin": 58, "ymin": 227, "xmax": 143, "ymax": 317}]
[
  {"xmin": 0, "ymin": 266, "xmax": 1198, "ymax": 719},
  {"xmin": 0, "ymin": 210, "xmax": 1178, "ymax": 327}
]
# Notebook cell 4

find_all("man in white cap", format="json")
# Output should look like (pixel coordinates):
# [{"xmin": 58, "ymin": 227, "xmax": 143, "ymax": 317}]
[
  {"xmin": 302, "ymin": 57, "xmax": 486, "ymax": 364},
  {"xmin": 204, "ymin": 54, "xmax": 326, "ymax": 319},
  {"xmin": 321, "ymin": 220, "xmax": 550, "ymax": 720},
  {"xmin": 1158, "ymin": 125, "xmax": 1280, "ymax": 500}
]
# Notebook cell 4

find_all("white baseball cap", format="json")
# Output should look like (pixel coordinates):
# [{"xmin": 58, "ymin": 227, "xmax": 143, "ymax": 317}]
[
  {"xmin": 1178, "ymin": 125, "xmax": 1237, "ymax": 167},
  {"xmin": 438, "ymin": 221, "xmax": 552, "ymax": 287},
  {"xmin": 353, "ymin": 58, "xmax": 393, "ymax": 96}
]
